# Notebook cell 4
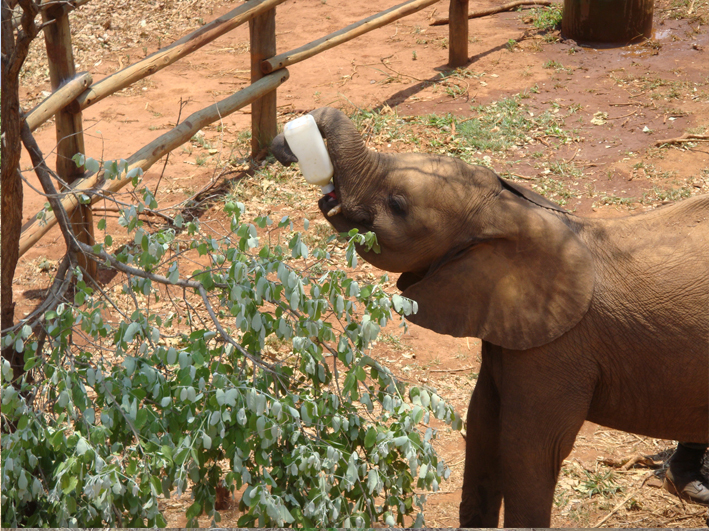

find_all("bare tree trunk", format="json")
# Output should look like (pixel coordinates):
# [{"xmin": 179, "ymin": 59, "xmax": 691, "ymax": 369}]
[
  {"xmin": 1, "ymin": 0, "xmax": 41, "ymax": 382},
  {"xmin": 1, "ymin": 81, "xmax": 24, "ymax": 379}
]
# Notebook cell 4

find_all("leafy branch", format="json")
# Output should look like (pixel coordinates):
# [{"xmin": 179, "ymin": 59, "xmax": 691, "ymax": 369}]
[{"xmin": 2, "ymin": 128, "xmax": 461, "ymax": 528}]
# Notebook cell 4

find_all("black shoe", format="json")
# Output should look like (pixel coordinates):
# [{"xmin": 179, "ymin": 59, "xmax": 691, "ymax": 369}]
[{"xmin": 663, "ymin": 468, "xmax": 709, "ymax": 506}]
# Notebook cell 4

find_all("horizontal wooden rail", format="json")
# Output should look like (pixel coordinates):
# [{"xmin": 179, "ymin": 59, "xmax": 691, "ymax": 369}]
[
  {"xmin": 25, "ymin": 72, "xmax": 92, "ymax": 132},
  {"xmin": 261, "ymin": 0, "xmax": 441, "ymax": 74},
  {"xmin": 70, "ymin": 0, "xmax": 287, "ymax": 112},
  {"xmin": 19, "ymin": 69, "xmax": 290, "ymax": 257}
]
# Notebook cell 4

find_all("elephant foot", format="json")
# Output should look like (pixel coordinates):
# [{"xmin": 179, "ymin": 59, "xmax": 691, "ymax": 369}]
[{"xmin": 663, "ymin": 469, "xmax": 709, "ymax": 506}]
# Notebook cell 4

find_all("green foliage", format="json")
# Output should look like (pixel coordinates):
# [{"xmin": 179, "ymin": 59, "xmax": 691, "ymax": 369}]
[
  {"xmin": 1, "ymin": 161, "xmax": 461, "ymax": 527},
  {"xmin": 428, "ymin": 95, "xmax": 571, "ymax": 155},
  {"xmin": 527, "ymin": 4, "xmax": 563, "ymax": 31},
  {"xmin": 543, "ymin": 60, "xmax": 565, "ymax": 71},
  {"xmin": 577, "ymin": 470, "xmax": 622, "ymax": 498}
]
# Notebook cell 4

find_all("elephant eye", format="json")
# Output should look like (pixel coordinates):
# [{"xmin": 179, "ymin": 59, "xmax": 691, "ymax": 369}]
[
  {"xmin": 388, "ymin": 195, "xmax": 407, "ymax": 217},
  {"xmin": 350, "ymin": 207, "xmax": 374, "ymax": 227}
]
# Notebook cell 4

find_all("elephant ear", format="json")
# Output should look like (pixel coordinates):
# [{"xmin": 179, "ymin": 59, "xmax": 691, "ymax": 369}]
[{"xmin": 401, "ymin": 196, "xmax": 595, "ymax": 350}]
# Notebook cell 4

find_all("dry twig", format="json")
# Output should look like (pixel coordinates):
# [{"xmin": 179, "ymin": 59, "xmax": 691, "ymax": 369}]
[
  {"xmin": 601, "ymin": 454, "xmax": 662, "ymax": 470},
  {"xmin": 608, "ymin": 110, "xmax": 637, "ymax": 120},
  {"xmin": 563, "ymin": 148, "xmax": 580, "ymax": 163},
  {"xmin": 429, "ymin": 365, "xmax": 475, "ymax": 373},
  {"xmin": 655, "ymin": 133, "xmax": 709, "ymax": 146},
  {"xmin": 430, "ymin": 0, "xmax": 552, "ymax": 26},
  {"xmin": 593, "ymin": 472, "xmax": 655, "ymax": 528}
]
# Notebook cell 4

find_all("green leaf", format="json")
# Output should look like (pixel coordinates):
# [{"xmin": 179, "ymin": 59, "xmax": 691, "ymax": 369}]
[
  {"xmin": 17, "ymin": 415, "xmax": 29, "ymax": 431},
  {"xmin": 186, "ymin": 501, "xmax": 202, "ymax": 520},
  {"xmin": 135, "ymin": 407, "xmax": 149, "ymax": 429},
  {"xmin": 364, "ymin": 427, "xmax": 377, "ymax": 449},
  {"xmin": 123, "ymin": 322, "xmax": 141, "ymax": 343},
  {"xmin": 18, "ymin": 471, "xmax": 28, "ymax": 491},
  {"xmin": 168, "ymin": 264, "xmax": 180, "ymax": 284},
  {"xmin": 76, "ymin": 437, "xmax": 89, "ymax": 455},
  {"xmin": 355, "ymin": 366, "xmax": 367, "ymax": 382},
  {"xmin": 66, "ymin": 495, "xmax": 77, "ymax": 515},
  {"xmin": 256, "ymin": 415, "xmax": 266, "ymax": 438},
  {"xmin": 85, "ymin": 157, "xmax": 100, "ymax": 173},
  {"xmin": 49, "ymin": 429, "xmax": 65, "ymax": 449},
  {"xmin": 150, "ymin": 475, "xmax": 163, "ymax": 495},
  {"xmin": 72, "ymin": 153, "xmax": 85, "ymax": 167},
  {"xmin": 74, "ymin": 291, "xmax": 86, "ymax": 306},
  {"xmin": 412, "ymin": 405, "xmax": 424, "ymax": 424},
  {"xmin": 61, "ymin": 475, "xmax": 78, "ymax": 495}
]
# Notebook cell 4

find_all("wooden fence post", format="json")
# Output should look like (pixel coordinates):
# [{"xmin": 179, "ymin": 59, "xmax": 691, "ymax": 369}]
[
  {"xmin": 42, "ymin": 4, "xmax": 96, "ymax": 278},
  {"xmin": 448, "ymin": 0, "xmax": 469, "ymax": 67},
  {"xmin": 249, "ymin": 8, "xmax": 277, "ymax": 158}
]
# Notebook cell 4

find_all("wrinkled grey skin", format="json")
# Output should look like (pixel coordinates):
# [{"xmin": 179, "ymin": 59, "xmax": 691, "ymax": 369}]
[{"xmin": 271, "ymin": 107, "xmax": 709, "ymax": 527}]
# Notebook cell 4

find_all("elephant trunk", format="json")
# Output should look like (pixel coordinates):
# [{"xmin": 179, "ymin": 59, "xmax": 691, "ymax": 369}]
[{"xmin": 308, "ymin": 107, "xmax": 380, "ymax": 191}]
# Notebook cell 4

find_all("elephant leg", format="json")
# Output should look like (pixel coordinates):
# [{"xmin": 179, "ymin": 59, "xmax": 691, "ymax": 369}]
[
  {"xmin": 459, "ymin": 354, "xmax": 502, "ymax": 527},
  {"xmin": 498, "ymin": 359, "xmax": 592, "ymax": 528},
  {"xmin": 499, "ymin": 435, "xmax": 567, "ymax": 527}
]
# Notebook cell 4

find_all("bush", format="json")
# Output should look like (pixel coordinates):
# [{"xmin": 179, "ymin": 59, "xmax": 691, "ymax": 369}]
[{"xmin": 1, "ymin": 160, "xmax": 462, "ymax": 527}]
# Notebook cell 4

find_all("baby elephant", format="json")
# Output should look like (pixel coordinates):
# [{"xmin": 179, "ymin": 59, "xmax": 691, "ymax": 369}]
[{"xmin": 271, "ymin": 107, "xmax": 709, "ymax": 527}]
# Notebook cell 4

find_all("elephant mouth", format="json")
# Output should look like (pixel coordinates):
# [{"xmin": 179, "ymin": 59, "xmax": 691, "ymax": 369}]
[
  {"xmin": 320, "ymin": 189, "xmax": 341, "ymax": 217},
  {"xmin": 317, "ymin": 186, "xmax": 370, "ymax": 236}
]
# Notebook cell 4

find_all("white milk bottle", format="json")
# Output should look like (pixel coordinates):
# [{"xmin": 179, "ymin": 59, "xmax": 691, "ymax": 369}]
[{"xmin": 283, "ymin": 114, "xmax": 334, "ymax": 194}]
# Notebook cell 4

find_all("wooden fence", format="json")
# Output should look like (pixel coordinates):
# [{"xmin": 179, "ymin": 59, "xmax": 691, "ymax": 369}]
[{"xmin": 19, "ymin": 0, "xmax": 472, "ymax": 270}]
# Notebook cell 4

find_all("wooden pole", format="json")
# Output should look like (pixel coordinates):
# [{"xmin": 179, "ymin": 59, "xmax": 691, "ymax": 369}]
[
  {"xmin": 42, "ymin": 4, "xmax": 96, "ymax": 278},
  {"xmin": 261, "ymin": 0, "xmax": 441, "ymax": 74},
  {"xmin": 448, "ymin": 0, "xmax": 469, "ymax": 66},
  {"xmin": 19, "ymin": 70, "xmax": 290, "ymax": 257},
  {"xmin": 25, "ymin": 71, "xmax": 92, "ymax": 131},
  {"xmin": 70, "ymin": 0, "xmax": 287, "ymax": 113},
  {"xmin": 249, "ymin": 8, "xmax": 277, "ymax": 157},
  {"xmin": 431, "ymin": 0, "xmax": 552, "ymax": 26}
]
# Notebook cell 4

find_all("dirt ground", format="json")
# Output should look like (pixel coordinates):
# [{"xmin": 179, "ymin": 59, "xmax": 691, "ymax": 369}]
[{"xmin": 14, "ymin": 0, "xmax": 709, "ymax": 527}]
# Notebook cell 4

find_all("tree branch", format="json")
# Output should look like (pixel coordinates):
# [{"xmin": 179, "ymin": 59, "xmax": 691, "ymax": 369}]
[
  {"xmin": 7, "ymin": 0, "xmax": 41, "ymax": 78},
  {"xmin": 21, "ymin": 115, "xmax": 286, "ymax": 381},
  {"xmin": 0, "ymin": 254, "xmax": 74, "ymax": 335},
  {"xmin": 20, "ymin": 120, "xmax": 81, "ymax": 256}
]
